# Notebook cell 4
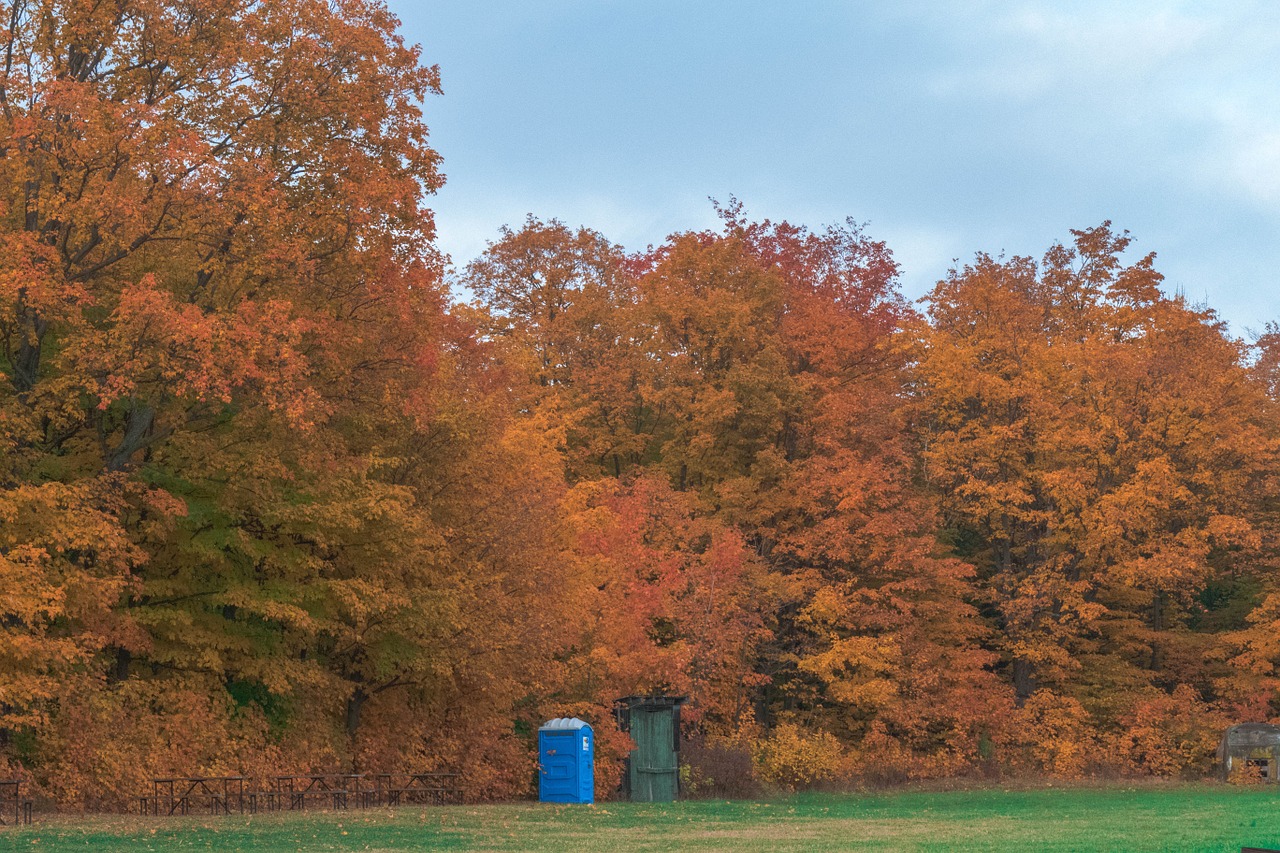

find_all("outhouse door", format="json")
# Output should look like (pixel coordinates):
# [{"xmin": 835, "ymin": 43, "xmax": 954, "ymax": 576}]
[{"xmin": 629, "ymin": 708, "xmax": 678, "ymax": 802}]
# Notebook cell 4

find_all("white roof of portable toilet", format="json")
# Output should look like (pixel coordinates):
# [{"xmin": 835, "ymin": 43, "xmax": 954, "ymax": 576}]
[{"xmin": 539, "ymin": 717, "xmax": 591, "ymax": 731}]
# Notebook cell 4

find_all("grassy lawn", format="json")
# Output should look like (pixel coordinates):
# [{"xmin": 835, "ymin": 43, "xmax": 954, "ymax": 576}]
[{"xmin": 3, "ymin": 784, "xmax": 1280, "ymax": 851}]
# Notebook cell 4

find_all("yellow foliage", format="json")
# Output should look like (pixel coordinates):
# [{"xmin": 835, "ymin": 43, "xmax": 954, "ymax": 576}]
[
  {"xmin": 1010, "ymin": 692, "xmax": 1095, "ymax": 777},
  {"xmin": 752, "ymin": 723, "xmax": 846, "ymax": 790}
]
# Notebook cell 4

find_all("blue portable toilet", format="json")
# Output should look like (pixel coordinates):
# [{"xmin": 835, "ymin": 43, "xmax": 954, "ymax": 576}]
[{"xmin": 538, "ymin": 717, "xmax": 594, "ymax": 803}]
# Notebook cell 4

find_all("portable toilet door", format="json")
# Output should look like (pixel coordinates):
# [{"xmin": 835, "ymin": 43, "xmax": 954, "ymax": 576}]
[{"xmin": 538, "ymin": 718, "xmax": 594, "ymax": 803}]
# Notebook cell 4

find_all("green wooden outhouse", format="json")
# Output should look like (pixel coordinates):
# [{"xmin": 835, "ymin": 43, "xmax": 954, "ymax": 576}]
[{"xmin": 615, "ymin": 695, "xmax": 687, "ymax": 802}]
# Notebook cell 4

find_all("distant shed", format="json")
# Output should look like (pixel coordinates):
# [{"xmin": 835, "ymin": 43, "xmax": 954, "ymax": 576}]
[{"xmin": 1219, "ymin": 723, "xmax": 1280, "ymax": 782}]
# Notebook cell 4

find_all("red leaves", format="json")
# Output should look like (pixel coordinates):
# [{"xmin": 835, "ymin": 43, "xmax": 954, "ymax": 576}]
[{"xmin": 567, "ymin": 474, "xmax": 771, "ymax": 728}]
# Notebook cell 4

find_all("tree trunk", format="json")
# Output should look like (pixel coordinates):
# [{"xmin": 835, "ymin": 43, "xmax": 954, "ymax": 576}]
[
  {"xmin": 345, "ymin": 688, "xmax": 367, "ymax": 739},
  {"xmin": 1012, "ymin": 657, "xmax": 1037, "ymax": 704},
  {"xmin": 12, "ymin": 312, "xmax": 46, "ymax": 393},
  {"xmin": 1149, "ymin": 589, "xmax": 1164, "ymax": 671},
  {"xmin": 108, "ymin": 647, "xmax": 131, "ymax": 684},
  {"xmin": 106, "ymin": 402, "xmax": 156, "ymax": 471}
]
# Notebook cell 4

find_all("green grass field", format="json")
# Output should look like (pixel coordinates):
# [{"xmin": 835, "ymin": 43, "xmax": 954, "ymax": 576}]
[{"xmin": 3, "ymin": 785, "xmax": 1280, "ymax": 851}]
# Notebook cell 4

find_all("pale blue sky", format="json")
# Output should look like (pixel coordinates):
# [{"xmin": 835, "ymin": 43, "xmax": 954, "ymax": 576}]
[{"xmin": 392, "ymin": 1, "xmax": 1280, "ymax": 335}]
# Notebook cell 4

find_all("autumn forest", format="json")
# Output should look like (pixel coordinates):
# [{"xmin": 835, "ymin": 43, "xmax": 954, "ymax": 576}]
[{"xmin": 3, "ymin": 0, "xmax": 1280, "ymax": 808}]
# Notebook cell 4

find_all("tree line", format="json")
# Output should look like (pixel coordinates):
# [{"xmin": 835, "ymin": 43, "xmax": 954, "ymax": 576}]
[{"xmin": 1, "ymin": 0, "xmax": 1278, "ymax": 806}]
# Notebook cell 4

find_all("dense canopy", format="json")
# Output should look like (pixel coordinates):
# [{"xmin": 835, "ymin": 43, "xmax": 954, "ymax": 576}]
[{"xmin": 1, "ymin": 1, "xmax": 1278, "ymax": 806}]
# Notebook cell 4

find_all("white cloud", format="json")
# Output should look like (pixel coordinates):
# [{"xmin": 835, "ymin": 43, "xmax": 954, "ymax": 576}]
[
  {"xmin": 401, "ymin": 0, "xmax": 1280, "ymax": 331},
  {"xmin": 922, "ymin": 4, "xmax": 1211, "ymax": 101}
]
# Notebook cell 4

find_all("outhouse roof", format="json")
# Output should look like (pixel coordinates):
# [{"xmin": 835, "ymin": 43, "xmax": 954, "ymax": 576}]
[{"xmin": 614, "ymin": 695, "xmax": 688, "ymax": 710}]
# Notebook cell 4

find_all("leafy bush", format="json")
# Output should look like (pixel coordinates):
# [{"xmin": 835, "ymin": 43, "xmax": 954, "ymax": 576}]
[{"xmin": 753, "ymin": 723, "xmax": 846, "ymax": 790}]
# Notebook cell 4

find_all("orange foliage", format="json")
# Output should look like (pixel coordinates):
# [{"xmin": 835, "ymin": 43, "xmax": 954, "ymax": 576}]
[
  {"xmin": 1112, "ymin": 686, "xmax": 1225, "ymax": 777},
  {"xmin": 565, "ymin": 474, "xmax": 772, "ymax": 727},
  {"xmin": 2, "ymin": 0, "xmax": 1278, "ymax": 807}
]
